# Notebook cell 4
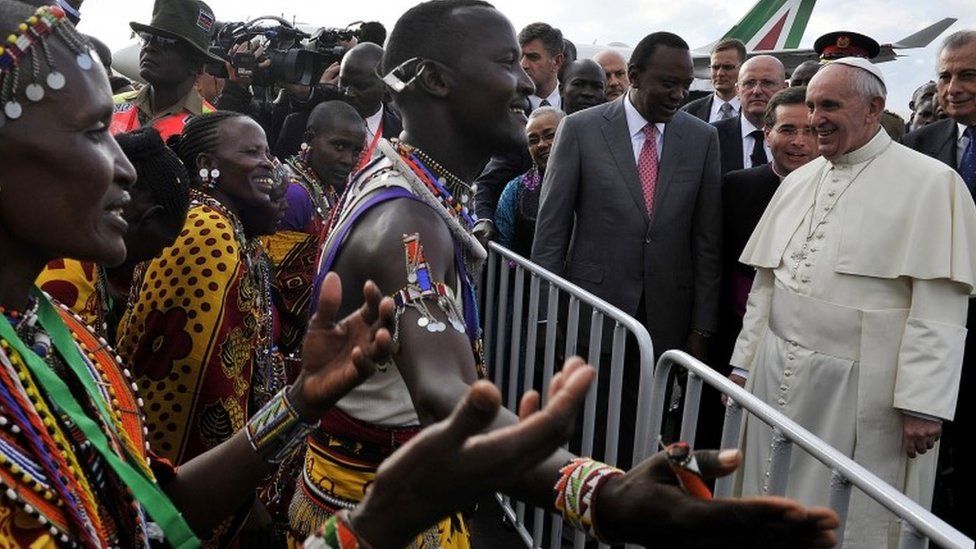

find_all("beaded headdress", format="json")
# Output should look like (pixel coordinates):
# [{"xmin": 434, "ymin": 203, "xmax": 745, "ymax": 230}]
[{"xmin": 0, "ymin": 5, "xmax": 94, "ymax": 125}]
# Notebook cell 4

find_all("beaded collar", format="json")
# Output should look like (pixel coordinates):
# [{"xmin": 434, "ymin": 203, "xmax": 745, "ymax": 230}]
[
  {"xmin": 393, "ymin": 141, "xmax": 478, "ymax": 231},
  {"xmin": 285, "ymin": 155, "xmax": 339, "ymax": 222}
]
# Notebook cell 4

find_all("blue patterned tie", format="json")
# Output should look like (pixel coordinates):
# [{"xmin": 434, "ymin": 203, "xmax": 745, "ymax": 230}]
[{"xmin": 961, "ymin": 126, "xmax": 976, "ymax": 192}]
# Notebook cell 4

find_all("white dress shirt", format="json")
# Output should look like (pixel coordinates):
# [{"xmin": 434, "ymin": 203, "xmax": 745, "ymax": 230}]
[
  {"xmin": 364, "ymin": 104, "xmax": 384, "ymax": 142},
  {"xmin": 708, "ymin": 95, "xmax": 741, "ymax": 123},
  {"xmin": 529, "ymin": 84, "xmax": 562, "ymax": 111},
  {"xmin": 741, "ymin": 116, "xmax": 771, "ymax": 169},
  {"xmin": 624, "ymin": 94, "xmax": 665, "ymax": 163}
]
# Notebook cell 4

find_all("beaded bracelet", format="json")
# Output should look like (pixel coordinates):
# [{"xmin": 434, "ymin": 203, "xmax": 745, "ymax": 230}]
[
  {"xmin": 244, "ymin": 387, "xmax": 316, "ymax": 464},
  {"xmin": 554, "ymin": 457, "xmax": 624, "ymax": 541},
  {"xmin": 303, "ymin": 510, "xmax": 371, "ymax": 549}
]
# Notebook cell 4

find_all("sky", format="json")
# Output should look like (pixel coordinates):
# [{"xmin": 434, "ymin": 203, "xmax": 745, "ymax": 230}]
[{"xmin": 77, "ymin": 0, "xmax": 976, "ymax": 118}]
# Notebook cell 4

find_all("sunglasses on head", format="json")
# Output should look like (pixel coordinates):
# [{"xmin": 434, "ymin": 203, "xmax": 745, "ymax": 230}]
[{"xmin": 138, "ymin": 32, "xmax": 180, "ymax": 49}]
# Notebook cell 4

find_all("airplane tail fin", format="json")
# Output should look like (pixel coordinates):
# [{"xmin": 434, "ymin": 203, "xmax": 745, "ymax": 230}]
[
  {"xmin": 720, "ymin": 0, "xmax": 816, "ymax": 51},
  {"xmin": 891, "ymin": 17, "xmax": 957, "ymax": 49}
]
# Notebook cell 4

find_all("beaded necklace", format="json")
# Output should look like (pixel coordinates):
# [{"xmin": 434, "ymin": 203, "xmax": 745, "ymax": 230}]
[
  {"xmin": 285, "ymin": 155, "xmax": 339, "ymax": 223},
  {"xmin": 394, "ymin": 141, "xmax": 478, "ymax": 231}
]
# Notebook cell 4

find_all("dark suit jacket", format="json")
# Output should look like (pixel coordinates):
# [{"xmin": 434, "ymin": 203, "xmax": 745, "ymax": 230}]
[
  {"xmin": 713, "ymin": 115, "xmax": 745, "ymax": 176},
  {"xmin": 681, "ymin": 94, "xmax": 713, "ymax": 122},
  {"xmin": 709, "ymin": 163, "xmax": 781, "ymax": 373},
  {"xmin": 902, "ymin": 118, "xmax": 958, "ymax": 170},
  {"xmin": 273, "ymin": 103, "xmax": 403, "ymax": 160},
  {"xmin": 532, "ymin": 98, "xmax": 722, "ymax": 354},
  {"xmin": 473, "ymin": 147, "xmax": 532, "ymax": 220}
]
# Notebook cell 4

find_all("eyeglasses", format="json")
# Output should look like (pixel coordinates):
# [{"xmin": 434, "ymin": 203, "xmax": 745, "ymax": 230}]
[
  {"xmin": 739, "ymin": 79, "xmax": 782, "ymax": 91},
  {"xmin": 138, "ymin": 32, "xmax": 179, "ymax": 49},
  {"xmin": 710, "ymin": 63, "xmax": 738, "ymax": 72}
]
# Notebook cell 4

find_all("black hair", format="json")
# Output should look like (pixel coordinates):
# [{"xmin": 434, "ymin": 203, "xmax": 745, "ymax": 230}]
[
  {"xmin": 629, "ymin": 32, "xmax": 689, "ymax": 71},
  {"xmin": 518, "ymin": 22, "xmax": 563, "ymax": 57},
  {"xmin": 116, "ymin": 127, "xmax": 190, "ymax": 226},
  {"xmin": 307, "ymin": 100, "xmax": 366, "ymax": 136},
  {"xmin": 562, "ymin": 38, "xmax": 577, "ymax": 63},
  {"xmin": 763, "ymin": 86, "xmax": 807, "ymax": 128},
  {"xmin": 383, "ymin": 0, "xmax": 493, "ymax": 75},
  {"xmin": 359, "ymin": 21, "xmax": 387, "ymax": 46},
  {"xmin": 171, "ymin": 110, "xmax": 247, "ymax": 186}
]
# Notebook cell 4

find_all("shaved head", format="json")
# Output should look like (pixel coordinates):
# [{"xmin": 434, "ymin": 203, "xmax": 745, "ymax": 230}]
[
  {"xmin": 307, "ymin": 100, "xmax": 366, "ymax": 136},
  {"xmin": 736, "ymin": 54, "xmax": 787, "ymax": 126},
  {"xmin": 344, "ymin": 42, "xmax": 384, "ymax": 68},
  {"xmin": 593, "ymin": 49, "xmax": 629, "ymax": 100}
]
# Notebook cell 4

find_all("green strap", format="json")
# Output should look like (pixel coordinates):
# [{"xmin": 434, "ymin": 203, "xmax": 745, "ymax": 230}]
[{"xmin": 0, "ymin": 290, "xmax": 200, "ymax": 548}]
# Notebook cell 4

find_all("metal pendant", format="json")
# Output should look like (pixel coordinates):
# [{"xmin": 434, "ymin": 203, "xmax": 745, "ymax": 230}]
[
  {"xmin": 407, "ymin": 272, "xmax": 418, "ymax": 283},
  {"xmin": 76, "ymin": 53, "xmax": 93, "ymax": 70},
  {"xmin": 417, "ymin": 317, "xmax": 429, "ymax": 328},
  {"xmin": 25, "ymin": 83, "xmax": 45, "ymax": 102},
  {"xmin": 4, "ymin": 101, "xmax": 22, "ymax": 120},
  {"xmin": 47, "ymin": 71, "xmax": 66, "ymax": 90}
]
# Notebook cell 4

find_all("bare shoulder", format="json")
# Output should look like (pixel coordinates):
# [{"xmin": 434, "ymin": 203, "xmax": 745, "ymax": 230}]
[{"xmin": 335, "ymin": 195, "xmax": 456, "ymax": 296}]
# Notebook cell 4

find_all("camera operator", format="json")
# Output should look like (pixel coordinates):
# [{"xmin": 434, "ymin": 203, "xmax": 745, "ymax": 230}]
[
  {"xmin": 275, "ymin": 42, "xmax": 401, "ymax": 160},
  {"xmin": 216, "ymin": 39, "xmax": 339, "ymax": 153},
  {"xmin": 110, "ymin": 0, "xmax": 222, "ymax": 139}
]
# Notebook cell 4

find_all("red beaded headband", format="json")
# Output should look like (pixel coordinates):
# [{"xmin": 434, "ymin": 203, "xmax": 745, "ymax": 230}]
[{"xmin": 0, "ymin": 5, "xmax": 94, "ymax": 125}]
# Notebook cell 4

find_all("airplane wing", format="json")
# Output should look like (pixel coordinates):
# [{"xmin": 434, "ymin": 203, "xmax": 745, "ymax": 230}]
[{"xmin": 891, "ymin": 17, "xmax": 956, "ymax": 49}]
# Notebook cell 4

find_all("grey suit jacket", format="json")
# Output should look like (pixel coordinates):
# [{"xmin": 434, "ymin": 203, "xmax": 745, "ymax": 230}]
[
  {"xmin": 681, "ymin": 94, "xmax": 713, "ymax": 122},
  {"xmin": 531, "ymin": 97, "xmax": 722, "ymax": 354}
]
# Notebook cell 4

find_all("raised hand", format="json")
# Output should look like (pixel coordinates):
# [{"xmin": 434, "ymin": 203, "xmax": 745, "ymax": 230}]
[
  {"xmin": 346, "ymin": 358, "xmax": 596, "ymax": 548},
  {"xmin": 288, "ymin": 272, "xmax": 395, "ymax": 420},
  {"xmin": 595, "ymin": 449, "xmax": 839, "ymax": 548}
]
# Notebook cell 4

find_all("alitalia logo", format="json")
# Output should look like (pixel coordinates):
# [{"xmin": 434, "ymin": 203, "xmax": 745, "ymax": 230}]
[{"xmin": 722, "ymin": 0, "xmax": 817, "ymax": 51}]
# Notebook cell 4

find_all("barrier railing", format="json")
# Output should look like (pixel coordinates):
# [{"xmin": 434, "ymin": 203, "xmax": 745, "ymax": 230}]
[
  {"xmin": 651, "ymin": 349, "xmax": 974, "ymax": 549},
  {"xmin": 483, "ymin": 242, "xmax": 973, "ymax": 549},
  {"xmin": 482, "ymin": 242, "xmax": 656, "ymax": 549}
]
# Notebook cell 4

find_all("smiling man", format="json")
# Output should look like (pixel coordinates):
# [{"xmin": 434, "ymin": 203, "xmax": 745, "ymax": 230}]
[
  {"xmin": 732, "ymin": 57, "xmax": 976, "ymax": 548},
  {"xmin": 712, "ymin": 55, "xmax": 787, "ymax": 175},
  {"xmin": 533, "ymin": 31, "xmax": 722, "ymax": 462},
  {"xmin": 110, "ymin": 0, "xmax": 220, "ymax": 139}
]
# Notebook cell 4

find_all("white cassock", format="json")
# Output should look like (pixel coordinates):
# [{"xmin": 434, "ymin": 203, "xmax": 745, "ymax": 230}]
[{"xmin": 731, "ymin": 130, "xmax": 976, "ymax": 548}]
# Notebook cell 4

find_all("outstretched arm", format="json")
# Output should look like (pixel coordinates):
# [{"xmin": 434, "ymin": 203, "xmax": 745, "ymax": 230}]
[{"xmin": 164, "ymin": 273, "xmax": 394, "ymax": 533}]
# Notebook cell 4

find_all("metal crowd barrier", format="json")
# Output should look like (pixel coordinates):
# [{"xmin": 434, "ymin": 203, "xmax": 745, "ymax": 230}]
[
  {"xmin": 653, "ymin": 349, "xmax": 974, "ymax": 549},
  {"xmin": 482, "ymin": 242, "xmax": 974, "ymax": 549},
  {"xmin": 482, "ymin": 242, "xmax": 656, "ymax": 549}
]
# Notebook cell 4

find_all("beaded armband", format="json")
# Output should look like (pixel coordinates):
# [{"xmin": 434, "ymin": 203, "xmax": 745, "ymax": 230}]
[
  {"xmin": 303, "ymin": 510, "xmax": 371, "ymax": 549},
  {"xmin": 392, "ymin": 233, "xmax": 466, "ymax": 337},
  {"xmin": 554, "ymin": 458, "xmax": 624, "ymax": 541},
  {"xmin": 244, "ymin": 388, "xmax": 316, "ymax": 464}
]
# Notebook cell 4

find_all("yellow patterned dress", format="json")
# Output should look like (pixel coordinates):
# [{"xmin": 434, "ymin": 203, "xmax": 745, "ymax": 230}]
[{"xmin": 116, "ymin": 190, "xmax": 279, "ymax": 465}]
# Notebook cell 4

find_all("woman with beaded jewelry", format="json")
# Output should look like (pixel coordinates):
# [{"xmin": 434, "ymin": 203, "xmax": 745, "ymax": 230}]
[
  {"xmin": 0, "ymin": 1, "xmax": 396, "ymax": 545},
  {"xmin": 0, "ymin": 3, "xmax": 616, "ymax": 547},
  {"xmin": 115, "ymin": 110, "xmax": 292, "ymax": 469}
]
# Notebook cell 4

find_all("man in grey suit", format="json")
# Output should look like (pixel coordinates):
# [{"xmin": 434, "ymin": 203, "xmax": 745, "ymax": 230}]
[{"xmin": 532, "ymin": 32, "xmax": 721, "ymax": 457}]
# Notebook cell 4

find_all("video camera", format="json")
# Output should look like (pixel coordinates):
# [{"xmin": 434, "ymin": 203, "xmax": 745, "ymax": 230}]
[{"xmin": 208, "ymin": 16, "xmax": 361, "ymax": 87}]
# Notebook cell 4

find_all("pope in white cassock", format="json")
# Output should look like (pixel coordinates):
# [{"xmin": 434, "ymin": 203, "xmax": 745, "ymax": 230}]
[{"xmin": 730, "ymin": 57, "xmax": 976, "ymax": 548}]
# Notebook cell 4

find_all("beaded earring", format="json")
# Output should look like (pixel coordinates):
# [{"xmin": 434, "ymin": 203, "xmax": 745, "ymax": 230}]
[
  {"xmin": 198, "ymin": 168, "xmax": 219, "ymax": 189},
  {"xmin": 299, "ymin": 142, "xmax": 310, "ymax": 163}
]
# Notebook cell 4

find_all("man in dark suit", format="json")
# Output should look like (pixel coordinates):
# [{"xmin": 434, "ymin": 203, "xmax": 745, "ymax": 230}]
[
  {"xmin": 532, "ymin": 32, "xmax": 721, "ymax": 459},
  {"xmin": 902, "ymin": 30, "xmax": 976, "ymax": 540},
  {"xmin": 681, "ymin": 39, "xmax": 745, "ymax": 123},
  {"xmin": 712, "ymin": 55, "xmax": 786, "ymax": 176}
]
